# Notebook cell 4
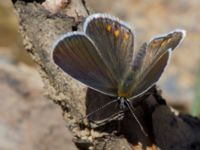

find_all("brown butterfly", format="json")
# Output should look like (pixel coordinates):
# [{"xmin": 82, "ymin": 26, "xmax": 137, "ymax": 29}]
[{"xmin": 52, "ymin": 13, "xmax": 185, "ymax": 135}]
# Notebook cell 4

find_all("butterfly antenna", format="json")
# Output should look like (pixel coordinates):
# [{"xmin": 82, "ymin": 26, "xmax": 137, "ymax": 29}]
[
  {"xmin": 81, "ymin": 98, "xmax": 119, "ymax": 121},
  {"xmin": 125, "ymin": 100, "xmax": 148, "ymax": 136}
]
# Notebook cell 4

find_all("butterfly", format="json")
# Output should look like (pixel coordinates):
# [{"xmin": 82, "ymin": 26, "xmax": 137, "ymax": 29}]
[{"xmin": 52, "ymin": 13, "xmax": 185, "ymax": 135}]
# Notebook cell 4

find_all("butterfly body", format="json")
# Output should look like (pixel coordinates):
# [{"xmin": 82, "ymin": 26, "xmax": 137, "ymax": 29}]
[{"xmin": 117, "ymin": 71, "xmax": 134, "ymax": 98}]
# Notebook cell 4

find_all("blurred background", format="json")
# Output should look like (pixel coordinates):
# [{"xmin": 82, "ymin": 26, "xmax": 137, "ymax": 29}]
[{"xmin": 0, "ymin": 0, "xmax": 199, "ymax": 149}]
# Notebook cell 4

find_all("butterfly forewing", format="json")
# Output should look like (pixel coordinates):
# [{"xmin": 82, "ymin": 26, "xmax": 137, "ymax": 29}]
[
  {"xmin": 129, "ymin": 30, "xmax": 185, "ymax": 98},
  {"xmin": 53, "ymin": 32, "xmax": 117, "ymax": 96},
  {"xmin": 84, "ymin": 14, "xmax": 134, "ymax": 80}
]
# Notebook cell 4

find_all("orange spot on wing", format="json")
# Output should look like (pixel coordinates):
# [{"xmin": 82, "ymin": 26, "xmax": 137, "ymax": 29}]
[
  {"xmin": 167, "ymin": 38, "xmax": 172, "ymax": 43},
  {"xmin": 124, "ymin": 32, "xmax": 129, "ymax": 40},
  {"xmin": 114, "ymin": 30, "xmax": 120, "ymax": 38},
  {"xmin": 151, "ymin": 40, "xmax": 161, "ymax": 48},
  {"xmin": 161, "ymin": 38, "xmax": 172, "ymax": 47},
  {"xmin": 161, "ymin": 40, "xmax": 168, "ymax": 47},
  {"xmin": 106, "ymin": 25, "xmax": 112, "ymax": 32}
]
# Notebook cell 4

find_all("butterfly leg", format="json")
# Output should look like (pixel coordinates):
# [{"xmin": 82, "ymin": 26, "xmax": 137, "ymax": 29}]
[{"xmin": 89, "ymin": 111, "xmax": 124, "ymax": 128}]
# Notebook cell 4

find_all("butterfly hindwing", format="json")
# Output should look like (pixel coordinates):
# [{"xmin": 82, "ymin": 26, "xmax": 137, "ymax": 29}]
[
  {"xmin": 132, "ymin": 49, "xmax": 171, "ymax": 97},
  {"xmin": 53, "ymin": 32, "xmax": 118, "ymax": 96},
  {"xmin": 129, "ymin": 30, "xmax": 185, "ymax": 98},
  {"xmin": 143, "ymin": 30, "xmax": 185, "ymax": 67},
  {"xmin": 84, "ymin": 13, "xmax": 134, "ymax": 80}
]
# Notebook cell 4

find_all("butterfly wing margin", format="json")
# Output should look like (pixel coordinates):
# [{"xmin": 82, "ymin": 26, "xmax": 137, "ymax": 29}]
[
  {"xmin": 84, "ymin": 13, "xmax": 135, "ymax": 80},
  {"xmin": 130, "ymin": 30, "xmax": 186, "ymax": 98},
  {"xmin": 52, "ymin": 32, "xmax": 117, "ymax": 96}
]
